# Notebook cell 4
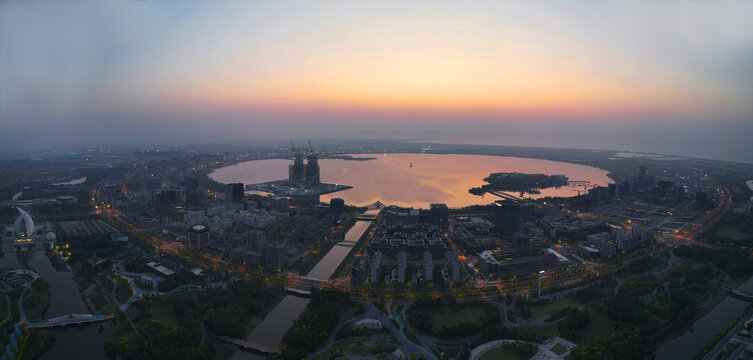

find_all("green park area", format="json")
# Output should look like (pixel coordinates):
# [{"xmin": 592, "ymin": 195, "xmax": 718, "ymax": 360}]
[
  {"xmin": 578, "ymin": 309, "xmax": 614, "ymax": 342},
  {"xmin": 0, "ymin": 294, "xmax": 8, "ymax": 322},
  {"xmin": 101, "ymin": 279, "xmax": 283, "ymax": 359},
  {"xmin": 526, "ymin": 298, "xmax": 582, "ymax": 319},
  {"xmin": 406, "ymin": 298, "xmax": 501, "ymax": 339},
  {"xmin": 22, "ymin": 279, "xmax": 50, "ymax": 322},
  {"xmin": 479, "ymin": 342, "xmax": 538, "ymax": 360},
  {"xmin": 703, "ymin": 213, "xmax": 753, "ymax": 247},
  {"xmin": 272, "ymin": 289, "xmax": 364, "ymax": 360}
]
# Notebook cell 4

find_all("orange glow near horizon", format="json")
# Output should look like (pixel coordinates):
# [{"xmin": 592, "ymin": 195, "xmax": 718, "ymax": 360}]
[
  {"xmin": 167, "ymin": 58, "xmax": 701, "ymax": 120},
  {"xmin": 158, "ymin": 26, "xmax": 718, "ymax": 121}
]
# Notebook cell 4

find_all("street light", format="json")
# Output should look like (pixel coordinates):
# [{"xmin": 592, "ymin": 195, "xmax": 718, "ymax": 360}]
[{"xmin": 538, "ymin": 270, "xmax": 547, "ymax": 298}]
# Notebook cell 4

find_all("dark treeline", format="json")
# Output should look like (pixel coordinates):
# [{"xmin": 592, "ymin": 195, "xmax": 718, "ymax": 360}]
[
  {"xmin": 108, "ymin": 280, "xmax": 281, "ymax": 359},
  {"xmin": 270, "ymin": 289, "xmax": 362, "ymax": 360}
]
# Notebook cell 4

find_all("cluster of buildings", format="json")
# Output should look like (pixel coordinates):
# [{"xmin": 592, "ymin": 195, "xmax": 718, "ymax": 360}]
[
  {"xmin": 173, "ymin": 197, "xmax": 344, "ymax": 272},
  {"xmin": 477, "ymin": 247, "xmax": 569, "ymax": 278},
  {"xmin": 353, "ymin": 204, "xmax": 464, "ymax": 285},
  {"xmin": 352, "ymin": 248, "xmax": 462, "ymax": 285},
  {"xmin": 368, "ymin": 222, "xmax": 448, "ymax": 255},
  {"xmin": 576, "ymin": 224, "xmax": 654, "ymax": 259},
  {"xmin": 93, "ymin": 149, "xmax": 355, "ymax": 274}
]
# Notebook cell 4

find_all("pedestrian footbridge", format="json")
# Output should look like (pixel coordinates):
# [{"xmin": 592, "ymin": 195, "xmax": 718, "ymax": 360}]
[
  {"xmin": 215, "ymin": 336, "xmax": 281, "ymax": 354},
  {"xmin": 26, "ymin": 313, "xmax": 115, "ymax": 328}
]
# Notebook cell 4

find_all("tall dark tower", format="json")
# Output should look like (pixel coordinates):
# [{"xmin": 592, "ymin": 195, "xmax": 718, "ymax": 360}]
[
  {"xmin": 494, "ymin": 200, "xmax": 520, "ymax": 236},
  {"xmin": 288, "ymin": 143, "xmax": 306, "ymax": 183},
  {"xmin": 638, "ymin": 166, "xmax": 649, "ymax": 187},
  {"xmin": 305, "ymin": 148, "xmax": 320, "ymax": 186}
]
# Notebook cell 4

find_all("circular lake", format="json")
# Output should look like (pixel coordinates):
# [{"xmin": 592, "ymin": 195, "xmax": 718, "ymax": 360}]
[{"xmin": 210, "ymin": 153, "xmax": 613, "ymax": 208}]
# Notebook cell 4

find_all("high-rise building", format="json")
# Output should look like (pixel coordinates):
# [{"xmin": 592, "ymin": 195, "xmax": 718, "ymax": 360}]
[
  {"xmin": 156, "ymin": 188, "xmax": 178, "ymax": 205},
  {"xmin": 695, "ymin": 191, "xmax": 708, "ymax": 209},
  {"xmin": 185, "ymin": 190, "xmax": 201, "ymax": 206},
  {"xmin": 351, "ymin": 255, "xmax": 368, "ymax": 283},
  {"xmin": 430, "ymin": 203, "xmax": 449, "ymax": 229},
  {"xmin": 225, "ymin": 183, "xmax": 244, "ymax": 203},
  {"xmin": 305, "ymin": 150, "xmax": 320, "ymax": 186},
  {"xmin": 288, "ymin": 148, "xmax": 306, "ymax": 183},
  {"xmin": 184, "ymin": 176, "xmax": 200, "ymax": 191},
  {"xmin": 330, "ymin": 198, "xmax": 345, "ymax": 214},
  {"xmin": 520, "ymin": 203, "xmax": 536, "ymax": 221},
  {"xmin": 397, "ymin": 251, "xmax": 408, "ymax": 283},
  {"xmin": 188, "ymin": 225, "xmax": 209, "ymax": 249},
  {"xmin": 615, "ymin": 227, "xmax": 637, "ymax": 251},
  {"xmin": 446, "ymin": 251, "xmax": 461, "ymax": 282},
  {"xmin": 632, "ymin": 226, "xmax": 654, "ymax": 243},
  {"xmin": 246, "ymin": 230, "xmax": 267, "ymax": 251},
  {"xmin": 423, "ymin": 251, "xmax": 433, "ymax": 282},
  {"xmin": 265, "ymin": 242, "xmax": 288, "ymax": 272},
  {"xmin": 370, "ymin": 251, "xmax": 383, "ymax": 283},
  {"xmin": 494, "ymin": 200, "xmax": 520, "ymax": 236}
]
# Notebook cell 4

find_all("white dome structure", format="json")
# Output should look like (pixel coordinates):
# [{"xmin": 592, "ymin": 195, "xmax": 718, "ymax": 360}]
[{"xmin": 13, "ymin": 207, "xmax": 34, "ymax": 237}]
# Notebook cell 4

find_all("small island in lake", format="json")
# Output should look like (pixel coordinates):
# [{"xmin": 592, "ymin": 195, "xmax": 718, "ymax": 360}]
[{"xmin": 469, "ymin": 172, "xmax": 569, "ymax": 196}]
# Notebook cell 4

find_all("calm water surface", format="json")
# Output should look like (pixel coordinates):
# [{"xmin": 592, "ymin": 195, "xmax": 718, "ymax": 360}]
[
  {"xmin": 0, "ymin": 251, "xmax": 106, "ymax": 360},
  {"xmin": 656, "ymin": 276, "xmax": 753, "ymax": 360},
  {"xmin": 230, "ymin": 219, "xmax": 373, "ymax": 359},
  {"xmin": 210, "ymin": 153, "xmax": 612, "ymax": 208},
  {"xmin": 306, "ymin": 220, "xmax": 371, "ymax": 280}
]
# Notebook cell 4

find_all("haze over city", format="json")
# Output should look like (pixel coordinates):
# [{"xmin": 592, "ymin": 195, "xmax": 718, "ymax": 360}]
[
  {"xmin": 2, "ymin": 2, "xmax": 753, "ymax": 360},
  {"xmin": 2, "ymin": 0, "xmax": 753, "ymax": 162}
]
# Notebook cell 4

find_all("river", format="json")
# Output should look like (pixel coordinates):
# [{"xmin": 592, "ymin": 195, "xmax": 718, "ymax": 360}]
[
  {"xmin": 656, "ymin": 277, "xmax": 753, "ymax": 360},
  {"xmin": 230, "ymin": 219, "xmax": 373, "ymax": 359},
  {"xmin": 307, "ymin": 220, "xmax": 371, "ymax": 280},
  {"xmin": 210, "ymin": 153, "xmax": 612, "ymax": 208},
  {"xmin": 0, "ymin": 251, "xmax": 106, "ymax": 359}
]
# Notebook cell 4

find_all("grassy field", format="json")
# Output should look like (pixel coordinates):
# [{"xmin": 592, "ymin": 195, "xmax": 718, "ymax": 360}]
[
  {"xmin": 114, "ymin": 278, "xmax": 132, "ymax": 304},
  {"xmin": 518, "ymin": 323, "xmax": 560, "ymax": 339},
  {"xmin": 18, "ymin": 330, "xmax": 55, "ymax": 360},
  {"xmin": 430, "ymin": 307, "xmax": 486, "ymax": 332},
  {"xmin": 713, "ymin": 226, "xmax": 752, "ymax": 240},
  {"xmin": 528, "ymin": 298, "xmax": 582, "ymax": 318},
  {"xmin": 140, "ymin": 299, "xmax": 179, "ymax": 327},
  {"xmin": 0, "ymin": 294, "xmax": 8, "ymax": 323},
  {"xmin": 579, "ymin": 309, "xmax": 614, "ymax": 342},
  {"xmin": 22, "ymin": 279, "xmax": 50, "ymax": 322}
]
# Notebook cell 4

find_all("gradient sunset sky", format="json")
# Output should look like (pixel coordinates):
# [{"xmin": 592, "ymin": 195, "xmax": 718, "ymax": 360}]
[{"xmin": 1, "ymin": 0, "xmax": 752, "ymax": 161}]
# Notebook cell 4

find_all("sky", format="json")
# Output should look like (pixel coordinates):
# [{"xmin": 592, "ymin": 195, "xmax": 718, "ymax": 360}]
[{"xmin": 1, "ymin": 0, "xmax": 752, "ymax": 162}]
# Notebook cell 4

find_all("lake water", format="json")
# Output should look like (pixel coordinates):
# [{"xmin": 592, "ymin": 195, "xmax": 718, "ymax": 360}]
[
  {"xmin": 210, "ymin": 153, "xmax": 612, "ymax": 208},
  {"xmin": 0, "ymin": 251, "xmax": 106, "ymax": 359}
]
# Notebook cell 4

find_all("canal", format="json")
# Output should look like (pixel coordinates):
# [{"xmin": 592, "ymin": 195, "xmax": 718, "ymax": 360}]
[
  {"xmin": 0, "ymin": 251, "xmax": 106, "ymax": 359},
  {"xmin": 230, "ymin": 218, "xmax": 373, "ymax": 359},
  {"xmin": 656, "ymin": 276, "xmax": 753, "ymax": 360}
]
